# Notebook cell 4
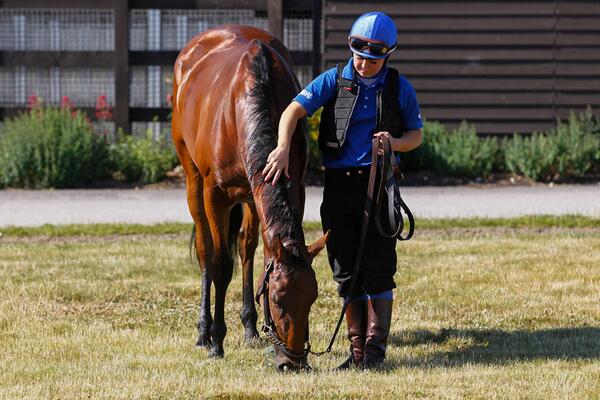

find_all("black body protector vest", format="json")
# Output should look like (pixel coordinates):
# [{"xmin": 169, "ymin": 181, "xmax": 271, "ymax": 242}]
[{"xmin": 319, "ymin": 65, "xmax": 405, "ymax": 154}]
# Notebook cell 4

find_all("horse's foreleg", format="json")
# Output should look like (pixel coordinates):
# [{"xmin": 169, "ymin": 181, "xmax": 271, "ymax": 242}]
[
  {"xmin": 204, "ymin": 185, "xmax": 234, "ymax": 358},
  {"xmin": 238, "ymin": 202, "xmax": 260, "ymax": 343}
]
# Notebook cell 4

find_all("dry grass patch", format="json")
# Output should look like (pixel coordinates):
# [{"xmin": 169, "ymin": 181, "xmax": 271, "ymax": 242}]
[{"xmin": 1, "ymin": 228, "xmax": 600, "ymax": 399}]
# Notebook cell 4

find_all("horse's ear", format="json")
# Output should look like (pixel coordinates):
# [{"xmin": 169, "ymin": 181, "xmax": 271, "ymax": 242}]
[{"xmin": 307, "ymin": 230, "xmax": 330, "ymax": 261}]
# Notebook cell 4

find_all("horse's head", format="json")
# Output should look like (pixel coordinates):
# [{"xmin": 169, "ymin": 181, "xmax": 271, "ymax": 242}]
[{"xmin": 258, "ymin": 232, "xmax": 328, "ymax": 371}]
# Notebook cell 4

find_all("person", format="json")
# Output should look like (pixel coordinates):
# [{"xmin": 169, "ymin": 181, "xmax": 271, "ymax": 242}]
[{"xmin": 262, "ymin": 11, "xmax": 423, "ymax": 369}]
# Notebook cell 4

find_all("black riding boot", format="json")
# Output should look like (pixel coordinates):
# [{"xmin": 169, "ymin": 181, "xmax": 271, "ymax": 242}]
[
  {"xmin": 363, "ymin": 298, "xmax": 393, "ymax": 369},
  {"xmin": 336, "ymin": 300, "xmax": 367, "ymax": 370}
]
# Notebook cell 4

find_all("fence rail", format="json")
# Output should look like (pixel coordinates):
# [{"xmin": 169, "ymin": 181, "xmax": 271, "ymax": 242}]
[{"xmin": 0, "ymin": 0, "xmax": 320, "ymax": 136}]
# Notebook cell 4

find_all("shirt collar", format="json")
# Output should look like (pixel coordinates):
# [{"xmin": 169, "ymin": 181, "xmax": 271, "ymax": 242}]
[{"xmin": 342, "ymin": 57, "xmax": 388, "ymax": 86}]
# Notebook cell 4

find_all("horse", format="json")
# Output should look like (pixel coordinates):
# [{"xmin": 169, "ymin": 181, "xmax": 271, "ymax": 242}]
[{"xmin": 171, "ymin": 25, "xmax": 328, "ymax": 371}]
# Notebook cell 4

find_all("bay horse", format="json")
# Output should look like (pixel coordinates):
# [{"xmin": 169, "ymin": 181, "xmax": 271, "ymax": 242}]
[{"xmin": 171, "ymin": 25, "xmax": 328, "ymax": 371}]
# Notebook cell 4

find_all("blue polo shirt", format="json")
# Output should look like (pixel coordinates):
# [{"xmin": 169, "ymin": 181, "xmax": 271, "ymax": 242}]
[{"xmin": 294, "ymin": 58, "xmax": 423, "ymax": 168}]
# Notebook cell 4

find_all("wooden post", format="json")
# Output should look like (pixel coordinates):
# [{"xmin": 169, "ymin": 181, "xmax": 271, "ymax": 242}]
[
  {"xmin": 267, "ymin": 0, "xmax": 283, "ymax": 40},
  {"xmin": 312, "ymin": 0, "xmax": 322, "ymax": 78},
  {"xmin": 113, "ymin": 0, "xmax": 130, "ymax": 134}
]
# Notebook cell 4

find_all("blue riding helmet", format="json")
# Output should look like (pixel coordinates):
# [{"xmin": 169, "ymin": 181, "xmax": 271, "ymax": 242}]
[{"xmin": 348, "ymin": 12, "xmax": 397, "ymax": 59}]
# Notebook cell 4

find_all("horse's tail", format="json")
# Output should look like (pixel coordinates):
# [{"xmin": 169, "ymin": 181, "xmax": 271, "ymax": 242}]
[
  {"xmin": 228, "ymin": 203, "xmax": 243, "ymax": 267},
  {"xmin": 189, "ymin": 204, "xmax": 243, "ymax": 268},
  {"xmin": 189, "ymin": 224, "xmax": 196, "ymax": 265}
]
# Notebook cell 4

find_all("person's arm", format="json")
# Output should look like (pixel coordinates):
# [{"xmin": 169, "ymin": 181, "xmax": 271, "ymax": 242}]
[
  {"xmin": 374, "ymin": 129, "xmax": 422, "ymax": 152},
  {"xmin": 262, "ymin": 101, "xmax": 308, "ymax": 185}
]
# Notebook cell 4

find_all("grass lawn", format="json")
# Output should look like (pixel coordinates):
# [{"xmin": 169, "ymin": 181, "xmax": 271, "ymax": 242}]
[{"xmin": 1, "ymin": 220, "xmax": 600, "ymax": 399}]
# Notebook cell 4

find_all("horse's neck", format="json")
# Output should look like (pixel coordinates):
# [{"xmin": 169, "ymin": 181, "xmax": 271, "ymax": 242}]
[{"xmin": 253, "ymin": 182, "xmax": 304, "ymax": 245}]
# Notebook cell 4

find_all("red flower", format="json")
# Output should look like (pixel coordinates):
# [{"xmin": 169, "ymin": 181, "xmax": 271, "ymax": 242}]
[
  {"xmin": 166, "ymin": 93, "xmax": 173, "ymax": 107},
  {"xmin": 95, "ymin": 94, "xmax": 112, "ymax": 121},
  {"xmin": 27, "ymin": 94, "xmax": 39, "ymax": 110},
  {"xmin": 61, "ymin": 95, "xmax": 73, "ymax": 110}
]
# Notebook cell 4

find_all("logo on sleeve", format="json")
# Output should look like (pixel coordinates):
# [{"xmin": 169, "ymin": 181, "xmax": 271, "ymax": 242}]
[{"xmin": 299, "ymin": 89, "xmax": 313, "ymax": 99}]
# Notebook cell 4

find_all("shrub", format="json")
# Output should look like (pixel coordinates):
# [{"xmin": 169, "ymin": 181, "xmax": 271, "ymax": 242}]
[
  {"xmin": 404, "ymin": 121, "xmax": 500, "ymax": 178},
  {"xmin": 306, "ymin": 108, "xmax": 323, "ymax": 173},
  {"xmin": 400, "ymin": 120, "xmax": 446, "ymax": 172},
  {"xmin": 110, "ymin": 130, "xmax": 179, "ymax": 184},
  {"xmin": 0, "ymin": 106, "xmax": 110, "ymax": 188},
  {"xmin": 504, "ymin": 109, "xmax": 600, "ymax": 181}
]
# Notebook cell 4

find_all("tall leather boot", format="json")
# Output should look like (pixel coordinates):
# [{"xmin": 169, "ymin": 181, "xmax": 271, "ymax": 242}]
[
  {"xmin": 363, "ymin": 298, "xmax": 393, "ymax": 369},
  {"xmin": 336, "ymin": 300, "xmax": 367, "ymax": 370}
]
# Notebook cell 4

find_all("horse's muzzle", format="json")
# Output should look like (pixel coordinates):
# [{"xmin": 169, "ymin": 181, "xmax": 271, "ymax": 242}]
[{"xmin": 274, "ymin": 347, "xmax": 311, "ymax": 372}]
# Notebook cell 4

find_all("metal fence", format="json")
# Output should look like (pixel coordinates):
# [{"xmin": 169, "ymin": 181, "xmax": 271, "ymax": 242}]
[{"xmin": 0, "ymin": 1, "xmax": 318, "ymax": 138}]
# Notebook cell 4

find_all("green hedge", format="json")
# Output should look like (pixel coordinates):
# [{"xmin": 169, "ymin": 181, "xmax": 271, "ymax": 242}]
[
  {"xmin": 1, "ymin": 103, "xmax": 598, "ymax": 188},
  {"xmin": 504, "ymin": 108, "xmax": 600, "ymax": 181},
  {"xmin": 0, "ymin": 107, "xmax": 110, "ymax": 188},
  {"xmin": 110, "ymin": 131, "xmax": 179, "ymax": 184},
  {"xmin": 401, "ymin": 120, "xmax": 502, "ymax": 178},
  {"xmin": 0, "ymin": 105, "xmax": 178, "ymax": 188},
  {"xmin": 307, "ymin": 107, "xmax": 600, "ymax": 182}
]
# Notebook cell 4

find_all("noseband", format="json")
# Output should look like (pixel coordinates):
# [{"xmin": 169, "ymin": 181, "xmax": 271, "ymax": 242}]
[{"xmin": 255, "ymin": 256, "xmax": 312, "ymax": 370}]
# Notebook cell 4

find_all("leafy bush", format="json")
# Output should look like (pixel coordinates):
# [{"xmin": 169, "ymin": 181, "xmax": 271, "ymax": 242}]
[
  {"xmin": 110, "ymin": 130, "xmax": 179, "ymax": 184},
  {"xmin": 400, "ymin": 120, "xmax": 446, "ymax": 172},
  {"xmin": 403, "ymin": 121, "xmax": 500, "ymax": 178},
  {"xmin": 0, "ymin": 106, "xmax": 110, "ymax": 188},
  {"xmin": 504, "ymin": 109, "xmax": 600, "ymax": 181},
  {"xmin": 307, "ymin": 108, "xmax": 323, "ymax": 173}
]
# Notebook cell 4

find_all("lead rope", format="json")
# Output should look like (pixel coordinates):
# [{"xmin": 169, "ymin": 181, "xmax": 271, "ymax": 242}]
[
  {"xmin": 310, "ymin": 135, "xmax": 414, "ymax": 357},
  {"xmin": 374, "ymin": 136, "xmax": 415, "ymax": 241}
]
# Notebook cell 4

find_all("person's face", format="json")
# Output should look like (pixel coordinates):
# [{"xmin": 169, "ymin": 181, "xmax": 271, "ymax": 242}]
[{"xmin": 352, "ymin": 53, "xmax": 385, "ymax": 78}]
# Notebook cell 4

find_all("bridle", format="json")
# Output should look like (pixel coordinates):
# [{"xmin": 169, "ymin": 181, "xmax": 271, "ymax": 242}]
[{"xmin": 255, "ymin": 242, "xmax": 312, "ymax": 371}]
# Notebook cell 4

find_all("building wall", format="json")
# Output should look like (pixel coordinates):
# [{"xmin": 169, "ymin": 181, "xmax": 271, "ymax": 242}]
[{"xmin": 324, "ymin": 0, "xmax": 600, "ymax": 135}]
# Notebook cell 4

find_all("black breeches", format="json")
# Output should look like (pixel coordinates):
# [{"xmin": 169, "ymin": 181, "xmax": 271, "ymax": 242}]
[{"xmin": 321, "ymin": 166, "xmax": 397, "ymax": 297}]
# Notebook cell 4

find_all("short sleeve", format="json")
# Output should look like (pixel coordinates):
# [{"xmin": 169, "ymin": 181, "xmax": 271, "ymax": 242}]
[
  {"xmin": 293, "ymin": 67, "xmax": 338, "ymax": 117},
  {"xmin": 398, "ymin": 76, "xmax": 424, "ymax": 131}
]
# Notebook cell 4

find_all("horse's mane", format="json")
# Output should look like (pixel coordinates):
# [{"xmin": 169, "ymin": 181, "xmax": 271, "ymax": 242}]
[{"xmin": 243, "ymin": 40, "xmax": 304, "ymax": 257}]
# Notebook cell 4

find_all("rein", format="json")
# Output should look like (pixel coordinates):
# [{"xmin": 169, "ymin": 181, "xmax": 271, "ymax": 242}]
[{"xmin": 310, "ymin": 135, "xmax": 414, "ymax": 357}]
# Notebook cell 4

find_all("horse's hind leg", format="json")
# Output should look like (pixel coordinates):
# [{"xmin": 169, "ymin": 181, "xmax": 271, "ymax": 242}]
[
  {"xmin": 174, "ymin": 140, "xmax": 213, "ymax": 347},
  {"xmin": 238, "ymin": 202, "xmax": 260, "ymax": 343}
]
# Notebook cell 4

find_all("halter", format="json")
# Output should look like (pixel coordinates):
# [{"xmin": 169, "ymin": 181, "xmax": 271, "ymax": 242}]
[{"xmin": 255, "ymin": 256, "xmax": 312, "ymax": 371}]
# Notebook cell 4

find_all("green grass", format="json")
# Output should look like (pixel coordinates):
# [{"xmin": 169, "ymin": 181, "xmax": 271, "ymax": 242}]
[
  {"xmin": 2, "ymin": 215, "xmax": 599, "ymax": 238},
  {"xmin": 1, "ymin": 224, "xmax": 600, "ymax": 398}
]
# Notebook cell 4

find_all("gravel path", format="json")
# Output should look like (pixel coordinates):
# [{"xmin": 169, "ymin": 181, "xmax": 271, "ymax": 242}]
[{"xmin": 1, "ymin": 185, "xmax": 599, "ymax": 227}]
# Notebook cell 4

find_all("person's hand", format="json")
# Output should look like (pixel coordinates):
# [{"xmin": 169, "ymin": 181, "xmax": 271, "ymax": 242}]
[
  {"xmin": 262, "ymin": 146, "xmax": 290, "ymax": 185},
  {"xmin": 373, "ymin": 131, "xmax": 394, "ymax": 155}
]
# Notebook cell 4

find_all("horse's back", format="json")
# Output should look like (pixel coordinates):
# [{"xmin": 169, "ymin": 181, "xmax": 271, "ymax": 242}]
[{"xmin": 172, "ymin": 25, "xmax": 294, "ymax": 178}]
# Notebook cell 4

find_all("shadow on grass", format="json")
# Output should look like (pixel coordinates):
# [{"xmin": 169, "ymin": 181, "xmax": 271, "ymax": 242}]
[{"xmin": 387, "ymin": 327, "xmax": 600, "ymax": 368}]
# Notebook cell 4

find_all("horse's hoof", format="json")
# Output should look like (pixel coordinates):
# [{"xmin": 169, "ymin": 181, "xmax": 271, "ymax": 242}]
[
  {"xmin": 196, "ymin": 335, "xmax": 212, "ymax": 348},
  {"xmin": 244, "ymin": 331, "xmax": 260, "ymax": 346},
  {"xmin": 208, "ymin": 348, "xmax": 224, "ymax": 358}
]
